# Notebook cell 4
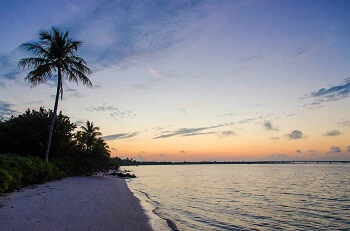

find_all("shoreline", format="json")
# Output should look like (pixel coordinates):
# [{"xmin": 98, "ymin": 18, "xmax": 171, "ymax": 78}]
[
  {"xmin": 126, "ymin": 182, "xmax": 173, "ymax": 231},
  {"xmin": 0, "ymin": 176, "xmax": 152, "ymax": 231}
]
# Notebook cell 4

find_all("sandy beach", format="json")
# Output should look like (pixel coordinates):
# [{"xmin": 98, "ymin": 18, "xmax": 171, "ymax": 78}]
[{"xmin": 0, "ymin": 176, "xmax": 153, "ymax": 231}]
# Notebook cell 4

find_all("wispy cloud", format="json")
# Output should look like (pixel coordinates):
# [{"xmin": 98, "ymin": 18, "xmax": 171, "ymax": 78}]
[
  {"xmin": 153, "ymin": 123, "xmax": 229, "ymax": 139},
  {"xmin": 217, "ymin": 112, "xmax": 235, "ymax": 117},
  {"xmin": 181, "ymin": 131, "xmax": 216, "ymax": 137},
  {"xmin": 219, "ymin": 130, "xmax": 236, "ymax": 138},
  {"xmin": 68, "ymin": 1, "xmax": 205, "ymax": 68},
  {"xmin": 337, "ymin": 120, "xmax": 350, "ymax": 127},
  {"xmin": 247, "ymin": 104, "xmax": 261, "ymax": 109},
  {"xmin": 0, "ymin": 101, "xmax": 17, "ymax": 119},
  {"xmin": 323, "ymin": 129, "xmax": 342, "ymax": 137},
  {"xmin": 263, "ymin": 120, "xmax": 278, "ymax": 131},
  {"xmin": 304, "ymin": 77, "xmax": 350, "ymax": 106},
  {"xmin": 178, "ymin": 109, "xmax": 189, "ymax": 115},
  {"xmin": 329, "ymin": 145, "xmax": 341, "ymax": 153},
  {"xmin": 153, "ymin": 153, "xmax": 166, "ymax": 157},
  {"xmin": 229, "ymin": 55, "xmax": 264, "ymax": 74},
  {"xmin": 0, "ymin": 51, "xmax": 22, "ymax": 81},
  {"xmin": 149, "ymin": 68, "xmax": 160, "ymax": 78},
  {"xmin": 132, "ymin": 83, "xmax": 151, "ymax": 90},
  {"xmin": 87, "ymin": 104, "xmax": 135, "ymax": 120},
  {"xmin": 237, "ymin": 118, "xmax": 256, "ymax": 124},
  {"xmin": 74, "ymin": 119, "xmax": 85, "ymax": 126},
  {"xmin": 266, "ymin": 153, "xmax": 289, "ymax": 161},
  {"xmin": 270, "ymin": 136, "xmax": 280, "ymax": 140},
  {"xmin": 180, "ymin": 150, "xmax": 186, "ymax": 154},
  {"xmin": 52, "ymin": 88, "xmax": 82, "ymax": 99},
  {"xmin": 285, "ymin": 130, "xmax": 306, "ymax": 140},
  {"xmin": 296, "ymin": 150, "xmax": 303, "ymax": 153},
  {"xmin": 102, "ymin": 132, "xmax": 139, "ymax": 141}
]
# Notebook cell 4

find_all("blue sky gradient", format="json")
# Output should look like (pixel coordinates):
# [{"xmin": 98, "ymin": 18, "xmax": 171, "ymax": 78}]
[{"xmin": 1, "ymin": 0, "xmax": 350, "ymax": 161}]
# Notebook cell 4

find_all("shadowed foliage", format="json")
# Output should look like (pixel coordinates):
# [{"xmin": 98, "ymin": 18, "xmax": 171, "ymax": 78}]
[{"xmin": 0, "ymin": 108, "xmax": 118, "ymax": 193}]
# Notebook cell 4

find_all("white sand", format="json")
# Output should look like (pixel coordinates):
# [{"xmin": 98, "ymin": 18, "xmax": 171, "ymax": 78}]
[{"xmin": 0, "ymin": 176, "xmax": 153, "ymax": 231}]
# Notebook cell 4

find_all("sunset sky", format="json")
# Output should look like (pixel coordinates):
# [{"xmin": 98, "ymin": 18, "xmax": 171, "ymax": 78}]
[{"xmin": 1, "ymin": 0, "xmax": 350, "ymax": 161}]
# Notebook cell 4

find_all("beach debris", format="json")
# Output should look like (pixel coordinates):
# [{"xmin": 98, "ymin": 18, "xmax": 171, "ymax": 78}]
[{"xmin": 92, "ymin": 169, "xmax": 136, "ymax": 178}]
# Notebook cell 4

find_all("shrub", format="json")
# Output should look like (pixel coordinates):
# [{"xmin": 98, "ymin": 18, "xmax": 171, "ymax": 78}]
[{"xmin": 0, "ymin": 154, "xmax": 67, "ymax": 193}]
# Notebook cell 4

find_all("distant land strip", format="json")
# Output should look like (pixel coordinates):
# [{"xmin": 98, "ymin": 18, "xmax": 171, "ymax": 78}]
[{"xmin": 124, "ymin": 161, "xmax": 350, "ymax": 166}]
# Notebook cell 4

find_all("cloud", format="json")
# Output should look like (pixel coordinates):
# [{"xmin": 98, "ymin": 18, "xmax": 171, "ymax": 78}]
[
  {"xmin": 219, "ymin": 130, "xmax": 236, "ymax": 138},
  {"xmin": 153, "ymin": 124, "xmax": 227, "ymax": 139},
  {"xmin": 87, "ymin": 104, "xmax": 135, "ymax": 120},
  {"xmin": 65, "ymin": 88, "xmax": 82, "ymax": 98},
  {"xmin": 329, "ymin": 145, "xmax": 342, "ymax": 153},
  {"xmin": 149, "ymin": 68, "xmax": 160, "ymax": 78},
  {"xmin": 0, "ymin": 101, "xmax": 17, "ymax": 119},
  {"xmin": 263, "ymin": 120, "xmax": 278, "ymax": 131},
  {"xmin": 323, "ymin": 129, "xmax": 342, "ymax": 137},
  {"xmin": 237, "ymin": 118, "xmax": 256, "ymax": 124},
  {"xmin": 337, "ymin": 120, "xmax": 350, "ymax": 127},
  {"xmin": 304, "ymin": 77, "xmax": 350, "ymax": 105},
  {"xmin": 308, "ymin": 150, "xmax": 316, "ymax": 153},
  {"xmin": 182, "ymin": 131, "xmax": 216, "ymax": 137},
  {"xmin": 111, "ymin": 148, "xmax": 117, "ymax": 151},
  {"xmin": 266, "ymin": 154, "xmax": 289, "ymax": 161},
  {"xmin": 217, "ymin": 112, "xmax": 235, "ymax": 117},
  {"xmin": 247, "ymin": 104, "xmax": 261, "ymax": 109},
  {"xmin": 137, "ymin": 154, "xmax": 144, "ymax": 161},
  {"xmin": 296, "ymin": 150, "xmax": 303, "ymax": 153},
  {"xmin": 132, "ymin": 83, "xmax": 151, "ymax": 90},
  {"xmin": 67, "ymin": 1, "xmax": 204, "ymax": 68},
  {"xmin": 153, "ymin": 153, "xmax": 166, "ymax": 157},
  {"xmin": 270, "ymin": 137, "xmax": 280, "ymax": 140},
  {"xmin": 0, "ymin": 51, "xmax": 22, "ymax": 81},
  {"xmin": 230, "ymin": 55, "xmax": 264, "ymax": 74},
  {"xmin": 178, "ymin": 109, "xmax": 189, "ymax": 115},
  {"xmin": 180, "ymin": 150, "xmax": 186, "ymax": 153},
  {"xmin": 285, "ymin": 130, "xmax": 306, "ymax": 140},
  {"xmin": 102, "ymin": 132, "xmax": 138, "ymax": 141},
  {"xmin": 295, "ymin": 47, "xmax": 311, "ymax": 57},
  {"xmin": 74, "ymin": 119, "xmax": 85, "ymax": 126}
]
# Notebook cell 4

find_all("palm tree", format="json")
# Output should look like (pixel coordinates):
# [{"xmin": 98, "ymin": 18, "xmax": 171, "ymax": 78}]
[
  {"xmin": 76, "ymin": 121, "xmax": 102, "ymax": 150},
  {"xmin": 18, "ymin": 27, "xmax": 92, "ymax": 162}
]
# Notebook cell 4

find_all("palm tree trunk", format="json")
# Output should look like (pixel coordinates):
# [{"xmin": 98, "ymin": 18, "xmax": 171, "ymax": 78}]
[{"xmin": 44, "ymin": 68, "xmax": 62, "ymax": 162}]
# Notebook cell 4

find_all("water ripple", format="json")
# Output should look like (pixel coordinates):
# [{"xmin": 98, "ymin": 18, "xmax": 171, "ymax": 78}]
[{"xmin": 127, "ymin": 164, "xmax": 350, "ymax": 230}]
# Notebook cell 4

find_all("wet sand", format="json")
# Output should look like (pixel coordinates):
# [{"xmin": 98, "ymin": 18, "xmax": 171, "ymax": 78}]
[{"xmin": 0, "ymin": 176, "xmax": 152, "ymax": 231}]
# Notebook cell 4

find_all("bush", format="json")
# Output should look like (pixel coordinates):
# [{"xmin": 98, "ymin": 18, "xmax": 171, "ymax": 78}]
[
  {"xmin": 0, "ymin": 153, "xmax": 119, "ymax": 193},
  {"xmin": 0, "ymin": 154, "xmax": 67, "ymax": 193}
]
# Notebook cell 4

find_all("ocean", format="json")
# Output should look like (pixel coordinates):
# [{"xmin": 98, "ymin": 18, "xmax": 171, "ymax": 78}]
[{"xmin": 126, "ymin": 164, "xmax": 350, "ymax": 230}]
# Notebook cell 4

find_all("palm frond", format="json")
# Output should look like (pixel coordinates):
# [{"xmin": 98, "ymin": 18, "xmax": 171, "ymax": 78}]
[
  {"xmin": 67, "ymin": 67, "xmax": 93, "ymax": 87},
  {"xmin": 24, "ymin": 64, "xmax": 53, "ymax": 86},
  {"xmin": 20, "ymin": 27, "xmax": 92, "ymax": 90},
  {"xmin": 20, "ymin": 42, "xmax": 51, "ymax": 58},
  {"xmin": 18, "ymin": 57, "xmax": 51, "ymax": 69}
]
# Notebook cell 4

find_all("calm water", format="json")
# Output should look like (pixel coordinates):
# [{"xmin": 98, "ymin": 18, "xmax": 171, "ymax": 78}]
[{"xmin": 126, "ymin": 164, "xmax": 350, "ymax": 230}]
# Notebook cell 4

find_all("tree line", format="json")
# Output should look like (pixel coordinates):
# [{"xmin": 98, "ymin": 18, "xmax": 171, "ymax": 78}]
[{"xmin": 0, "ymin": 27, "xmax": 131, "ymax": 192}]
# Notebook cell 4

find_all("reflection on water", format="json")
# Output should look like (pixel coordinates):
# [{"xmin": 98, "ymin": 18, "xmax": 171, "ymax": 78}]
[{"xmin": 126, "ymin": 164, "xmax": 350, "ymax": 230}]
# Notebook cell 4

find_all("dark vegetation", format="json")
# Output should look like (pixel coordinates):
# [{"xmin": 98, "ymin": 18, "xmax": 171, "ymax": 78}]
[{"xmin": 0, "ymin": 108, "xmax": 121, "ymax": 193}]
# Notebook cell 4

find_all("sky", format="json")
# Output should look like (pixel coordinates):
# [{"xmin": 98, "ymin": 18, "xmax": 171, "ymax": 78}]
[{"xmin": 1, "ymin": 0, "xmax": 350, "ymax": 161}]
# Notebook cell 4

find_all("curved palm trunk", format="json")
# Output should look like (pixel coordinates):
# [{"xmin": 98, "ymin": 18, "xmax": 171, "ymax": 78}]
[{"xmin": 44, "ymin": 68, "xmax": 62, "ymax": 162}]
